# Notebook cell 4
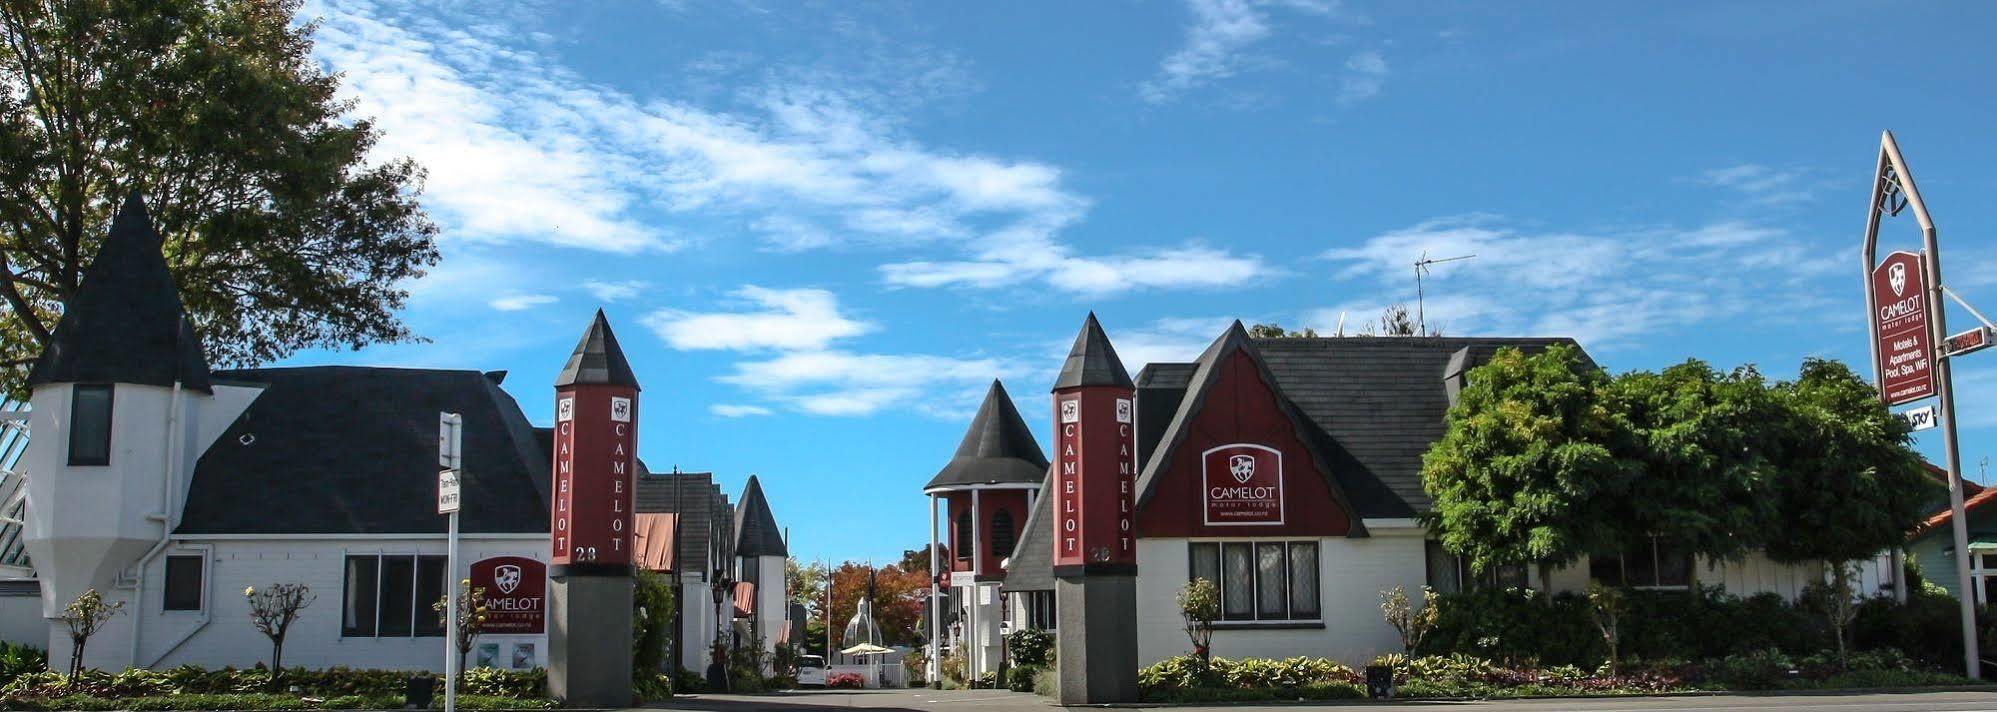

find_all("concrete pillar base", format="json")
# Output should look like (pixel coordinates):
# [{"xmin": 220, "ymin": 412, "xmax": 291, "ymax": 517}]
[
  {"xmin": 1055, "ymin": 573, "xmax": 1138, "ymax": 704},
  {"xmin": 549, "ymin": 574, "xmax": 634, "ymax": 707}
]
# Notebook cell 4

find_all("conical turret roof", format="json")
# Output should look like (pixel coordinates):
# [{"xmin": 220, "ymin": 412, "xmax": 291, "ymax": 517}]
[
  {"xmin": 1052, "ymin": 312, "xmax": 1132, "ymax": 390},
  {"xmin": 29, "ymin": 194, "xmax": 211, "ymax": 392},
  {"xmin": 554, "ymin": 309, "xmax": 640, "ymax": 390},
  {"xmin": 733, "ymin": 474, "xmax": 787, "ymax": 556},
  {"xmin": 925, "ymin": 380, "xmax": 1049, "ymax": 490}
]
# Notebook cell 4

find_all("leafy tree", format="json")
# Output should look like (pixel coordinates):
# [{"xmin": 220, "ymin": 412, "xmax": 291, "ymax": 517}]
[
  {"xmin": 433, "ymin": 579, "xmax": 489, "ymax": 686},
  {"xmin": 826, "ymin": 562, "xmax": 929, "ymax": 647},
  {"xmin": 56, "ymin": 587, "xmax": 121, "ymax": 683},
  {"xmin": 244, "ymin": 582, "xmax": 314, "ymax": 689},
  {"xmin": 1422, "ymin": 344, "xmax": 1626, "ymax": 588},
  {"xmin": 1247, "ymin": 323, "xmax": 1318, "ymax": 338},
  {"xmin": 1177, "ymin": 577, "xmax": 1218, "ymax": 664},
  {"xmin": 1585, "ymin": 581, "xmax": 1626, "ymax": 674},
  {"xmin": 1762, "ymin": 358, "xmax": 1931, "ymax": 668},
  {"xmin": 1604, "ymin": 360, "xmax": 1781, "ymax": 563},
  {"xmin": 0, "ymin": 0, "xmax": 438, "ymax": 394}
]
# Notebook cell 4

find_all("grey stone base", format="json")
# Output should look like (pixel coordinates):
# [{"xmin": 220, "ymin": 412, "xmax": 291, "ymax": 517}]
[
  {"xmin": 1055, "ymin": 573, "xmax": 1138, "ymax": 704},
  {"xmin": 549, "ymin": 575, "xmax": 634, "ymax": 707}
]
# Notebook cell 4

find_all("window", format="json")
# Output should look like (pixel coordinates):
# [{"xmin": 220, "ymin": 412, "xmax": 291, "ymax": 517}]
[
  {"xmin": 163, "ymin": 555, "xmax": 203, "ymax": 611},
  {"xmin": 1425, "ymin": 540, "xmax": 1527, "ymax": 594},
  {"xmin": 955, "ymin": 510, "xmax": 972, "ymax": 560},
  {"xmin": 1188, "ymin": 541, "xmax": 1321, "ymax": 622},
  {"xmin": 1589, "ymin": 538, "xmax": 1691, "ymax": 589},
  {"xmin": 342, "ymin": 554, "xmax": 446, "ymax": 638},
  {"xmin": 1019, "ymin": 590, "xmax": 1057, "ymax": 630},
  {"xmin": 68, "ymin": 384, "xmax": 113, "ymax": 466},
  {"xmin": 990, "ymin": 510, "xmax": 1016, "ymax": 559}
]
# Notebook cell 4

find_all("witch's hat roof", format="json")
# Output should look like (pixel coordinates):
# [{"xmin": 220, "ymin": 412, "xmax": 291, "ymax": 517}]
[
  {"xmin": 1052, "ymin": 312, "xmax": 1132, "ymax": 391},
  {"xmin": 733, "ymin": 474, "xmax": 788, "ymax": 557},
  {"xmin": 28, "ymin": 194, "xmax": 211, "ymax": 392},
  {"xmin": 925, "ymin": 380, "xmax": 1049, "ymax": 491},
  {"xmin": 554, "ymin": 309, "xmax": 640, "ymax": 390}
]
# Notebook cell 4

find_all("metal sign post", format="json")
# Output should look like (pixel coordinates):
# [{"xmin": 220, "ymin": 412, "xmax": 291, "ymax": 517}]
[
  {"xmin": 1861, "ymin": 131, "xmax": 1980, "ymax": 678},
  {"xmin": 439, "ymin": 412, "xmax": 464, "ymax": 712}
]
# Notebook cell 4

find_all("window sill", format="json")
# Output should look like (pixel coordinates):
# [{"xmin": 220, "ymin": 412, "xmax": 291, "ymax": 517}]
[{"xmin": 1212, "ymin": 621, "xmax": 1324, "ymax": 631}]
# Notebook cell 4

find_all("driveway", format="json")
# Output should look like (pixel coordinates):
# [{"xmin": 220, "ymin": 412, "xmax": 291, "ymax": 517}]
[{"xmin": 647, "ymin": 687, "xmax": 1997, "ymax": 712}]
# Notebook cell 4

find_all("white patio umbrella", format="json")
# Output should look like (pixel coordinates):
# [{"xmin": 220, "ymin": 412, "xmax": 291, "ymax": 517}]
[{"xmin": 841, "ymin": 643, "xmax": 894, "ymax": 656}]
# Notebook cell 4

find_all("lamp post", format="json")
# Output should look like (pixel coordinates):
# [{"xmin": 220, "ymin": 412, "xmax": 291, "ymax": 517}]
[{"xmin": 708, "ymin": 572, "xmax": 732, "ymax": 690}]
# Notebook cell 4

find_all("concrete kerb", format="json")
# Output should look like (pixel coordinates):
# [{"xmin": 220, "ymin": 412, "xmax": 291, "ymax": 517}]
[{"xmin": 1057, "ymin": 683, "xmax": 1997, "ymax": 708}]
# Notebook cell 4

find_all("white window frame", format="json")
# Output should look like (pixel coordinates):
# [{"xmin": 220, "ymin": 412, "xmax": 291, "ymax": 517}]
[
  {"xmin": 340, "ymin": 551, "xmax": 447, "ymax": 639},
  {"xmin": 1187, "ymin": 539, "xmax": 1321, "ymax": 624}
]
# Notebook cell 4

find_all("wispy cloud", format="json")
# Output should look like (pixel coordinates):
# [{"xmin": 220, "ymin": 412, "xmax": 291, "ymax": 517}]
[
  {"xmin": 710, "ymin": 404, "xmax": 774, "ymax": 418},
  {"xmin": 644, "ymin": 286, "xmax": 872, "ymax": 351},
  {"xmin": 881, "ymin": 227, "xmax": 1271, "ymax": 294},
  {"xmin": 1698, "ymin": 164, "xmax": 1817, "ymax": 205},
  {"xmin": 1139, "ymin": 0, "xmax": 1357, "ymax": 105},
  {"xmin": 582, "ymin": 280, "xmax": 649, "ymax": 302},
  {"xmin": 1317, "ymin": 215, "xmax": 1839, "ymax": 348},
  {"xmin": 719, "ymin": 350, "xmax": 1010, "ymax": 417},
  {"xmin": 1339, "ymin": 51, "xmax": 1389, "ymax": 103},
  {"xmin": 489, "ymin": 293, "xmax": 558, "ymax": 312},
  {"xmin": 1097, "ymin": 317, "xmax": 1237, "ymax": 373}
]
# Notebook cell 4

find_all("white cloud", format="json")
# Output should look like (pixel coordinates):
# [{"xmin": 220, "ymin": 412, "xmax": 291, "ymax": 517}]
[
  {"xmin": 489, "ymin": 293, "xmax": 558, "ymax": 311},
  {"xmin": 1317, "ymin": 215, "xmax": 1839, "ymax": 348},
  {"xmin": 881, "ymin": 228, "xmax": 1271, "ymax": 294},
  {"xmin": 720, "ymin": 350, "xmax": 1011, "ymax": 417},
  {"xmin": 709, "ymin": 404, "xmax": 774, "ymax": 418},
  {"xmin": 581, "ymin": 280, "xmax": 649, "ymax": 302},
  {"xmin": 1103, "ymin": 317, "xmax": 1237, "ymax": 373},
  {"xmin": 1338, "ymin": 51, "xmax": 1389, "ymax": 104},
  {"xmin": 644, "ymin": 286, "xmax": 872, "ymax": 351},
  {"xmin": 1698, "ymin": 164, "xmax": 1816, "ymax": 205},
  {"xmin": 1139, "ymin": 0, "xmax": 1349, "ymax": 104}
]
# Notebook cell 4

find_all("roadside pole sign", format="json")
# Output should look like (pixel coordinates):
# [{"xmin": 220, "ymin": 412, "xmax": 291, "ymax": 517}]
[
  {"xmin": 1944, "ymin": 326, "xmax": 1993, "ymax": 358},
  {"xmin": 1872, "ymin": 250, "xmax": 1935, "ymax": 405},
  {"xmin": 1897, "ymin": 405, "xmax": 1940, "ymax": 432},
  {"xmin": 438, "ymin": 413, "xmax": 463, "ymax": 514},
  {"xmin": 438, "ymin": 412, "xmax": 464, "ymax": 712}
]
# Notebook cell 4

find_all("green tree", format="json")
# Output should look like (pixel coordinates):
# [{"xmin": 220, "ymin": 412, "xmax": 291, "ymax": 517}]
[
  {"xmin": 1421, "ymin": 344, "xmax": 1626, "ymax": 587},
  {"xmin": 633, "ymin": 568, "xmax": 675, "ymax": 697},
  {"xmin": 1762, "ymin": 358, "xmax": 1931, "ymax": 668},
  {"xmin": 1178, "ymin": 577, "xmax": 1218, "ymax": 665},
  {"xmin": 0, "ymin": 0, "xmax": 437, "ymax": 393},
  {"xmin": 1247, "ymin": 323, "xmax": 1318, "ymax": 338},
  {"xmin": 1604, "ymin": 360, "xmax": 1781, "ymax": 564}
]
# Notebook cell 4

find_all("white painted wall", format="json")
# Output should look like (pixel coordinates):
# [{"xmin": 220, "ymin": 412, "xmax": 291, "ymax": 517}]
[
  {"xmin": 748, "ymin": 555, "xmax": 785, "ymax": 671},
  {"xmin": 41, "ymin": 535, "xmax": 550, "ymax": 674},
  {"xmin": 1695, "ymin": 551, "xmax": 1896, "ymax": 600},
  {"xmin": 1134, "ymin": 529, "xmax": 1427, "ymax": 669}
]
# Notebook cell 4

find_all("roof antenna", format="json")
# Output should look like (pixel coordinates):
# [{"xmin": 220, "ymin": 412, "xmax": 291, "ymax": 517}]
[
  {"xmin": 1415, "ymin": 251, "xmax": 1475, "ymax": 336},
  {"xmin": 1335, "ymin": 311, "xmax": 1348, "ymax": 337}
]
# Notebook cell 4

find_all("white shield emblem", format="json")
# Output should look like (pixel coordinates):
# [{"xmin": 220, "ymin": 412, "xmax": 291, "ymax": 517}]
[
  {"xmin": 1890, "ymin": 262, "xmax": 1907, "ymax": 297},
  {"xmin": 1229, "ymin": 454, "xmax": 1256, "ymax": 484},
  {"xmin": 495, "ymin": 564, "xmax": 522, "ymax": 595}
]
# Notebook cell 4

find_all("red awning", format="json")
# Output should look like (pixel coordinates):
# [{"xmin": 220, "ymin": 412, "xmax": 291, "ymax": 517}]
[
  {"xmin": 733, "ymin": 581, "xmax": 755, "ymax": 618},
  {"xmin": 633, "ymin": 513, "xmax": 678, "ymax": 572}
]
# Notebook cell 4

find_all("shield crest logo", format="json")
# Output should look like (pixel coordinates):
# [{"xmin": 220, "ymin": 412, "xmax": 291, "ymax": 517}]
[
  {"xmin": 1890, "ymin": 262, "xmax": 1907, "ymax": 297},
  {"xmin": 1229, "ymin": 454, "xmax": 1256, "ymax": 483},
  {"xmin": 495, "ymin": 564, "xmax": 522, "ymax": 595}
]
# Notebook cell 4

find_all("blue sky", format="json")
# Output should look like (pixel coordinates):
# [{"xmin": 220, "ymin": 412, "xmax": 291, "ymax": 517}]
[{"xmin": 291, "ymin": 0, "xmax": 1997, "ymax": 564}]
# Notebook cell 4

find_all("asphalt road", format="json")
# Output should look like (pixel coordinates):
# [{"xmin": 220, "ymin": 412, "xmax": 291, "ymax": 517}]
[{"xmin": 650, "ymin": 687, "xmax": 1997, "ymax": 712}]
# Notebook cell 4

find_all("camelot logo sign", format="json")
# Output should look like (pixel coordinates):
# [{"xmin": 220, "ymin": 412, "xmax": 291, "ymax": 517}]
[
  {"xmin": 1203, "ymin": 444, "xmax": 1283, "ymax": 526},
  {"xmin": 470, "ymin": 556, "xmax": 546, "ymax": 634},
  {"xmin": 1872, "ymin": 251, "xmax": 1935, "ymax": 406}
]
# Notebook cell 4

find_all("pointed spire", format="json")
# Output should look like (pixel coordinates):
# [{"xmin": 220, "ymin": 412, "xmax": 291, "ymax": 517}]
[
  {"xmin": 554, "ymin": 309, "xmax": 640, "ymax": 390},
  {"xmin": 926, "ymin": 380, "xmax": 1050, "ymax": 490},
  {"xmin": 1195, "ymin": 319, "xmax": 1256, "ymax": 365},
  {"xmin": 1053, "ymin": 312, "xmax": 1133, "ymax": 391},
  {"xmin": 28, "ymin": 194, "xmax": 211, "ymax": 392},
  {"xmin": 734, "ymin": 474, "xmax": 787, "ymax": 557}
]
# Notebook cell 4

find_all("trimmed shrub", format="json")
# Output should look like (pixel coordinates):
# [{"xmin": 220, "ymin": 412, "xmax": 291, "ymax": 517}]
[{"xmin": 1005, "ymin": 665, "xmax": 1039, "ymax": 692}]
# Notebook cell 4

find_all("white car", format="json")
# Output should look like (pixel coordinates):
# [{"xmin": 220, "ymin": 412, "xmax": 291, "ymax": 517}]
[{"xmin": 796, "ymin": 655, "xmax": 829, "ymax": 687}]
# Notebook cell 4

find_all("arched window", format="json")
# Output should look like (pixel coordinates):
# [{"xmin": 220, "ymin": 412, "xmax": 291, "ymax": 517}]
[
  {"xmin": 991, "ymin": 510, "xmax": 1017, "ymax": 559},
  {"xmin": 955, "ymin": 509, "xmax": 973, "ymax": 560}
]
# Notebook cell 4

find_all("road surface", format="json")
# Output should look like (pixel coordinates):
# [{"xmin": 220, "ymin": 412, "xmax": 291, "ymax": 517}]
[{"xmin": 649, "ymin": 687, "xmax": 1997, "ymax": 712}]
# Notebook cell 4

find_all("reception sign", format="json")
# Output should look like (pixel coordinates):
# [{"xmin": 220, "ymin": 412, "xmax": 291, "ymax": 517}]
[
  {"xmin": 1872, "ymin": 251, "xmax": 1935, "ymax": 405},
  {"xmin": 470, "ymin": 556, "xmax": 546, "ymax": 634},
  {"xmin": 1202, "ymin": 443, "xmax": 1283, "ymax": 525}
]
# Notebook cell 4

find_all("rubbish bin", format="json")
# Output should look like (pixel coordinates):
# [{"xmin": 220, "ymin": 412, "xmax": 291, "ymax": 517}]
[
  {"xmin": 405, "ymin": 674, "xmax": 436, "ymax": 710},
  {"xmin": 1364, "ymin": 665, "xmax": 1395, "ymax": 700}
]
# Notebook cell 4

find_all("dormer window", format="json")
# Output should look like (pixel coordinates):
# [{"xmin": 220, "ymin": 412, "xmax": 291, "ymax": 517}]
[{"xmin": 68, "ymin": 384, "xmax": 113, "ymax": 466}]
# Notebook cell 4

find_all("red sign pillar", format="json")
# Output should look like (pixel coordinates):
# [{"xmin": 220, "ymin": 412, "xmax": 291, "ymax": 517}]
[
  {"xmin": 1051, "ymin": 386, "xmax": 1136, "ymax": 570},
  {"xmin": 551, "ymin": 384, "xmax": 636, "ymax": 569}
]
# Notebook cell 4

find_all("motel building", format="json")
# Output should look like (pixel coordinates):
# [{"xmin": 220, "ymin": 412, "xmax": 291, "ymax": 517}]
[
  {"xmin": 0, "ymin": 196, "xmax": 791, "ymax": 675},
  {"xmin": 930, "ymin": 315, "xmax": 1905, "ymax": 676}
]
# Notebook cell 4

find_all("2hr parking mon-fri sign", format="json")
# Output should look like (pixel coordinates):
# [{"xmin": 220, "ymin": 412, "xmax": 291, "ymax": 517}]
[{"xmin": 1872, "ymin": 251, "xmax": 1936, "ymax": 406}]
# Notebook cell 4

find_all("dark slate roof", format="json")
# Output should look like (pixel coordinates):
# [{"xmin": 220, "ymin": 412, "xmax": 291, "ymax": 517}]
[
  {"xmin": 1001, "ymin": 471, "xmax": 1056, "ymax": 592},
  {"xmin": 1052, "ymin": 313, "xmax": 1134, "ymax": 391},
  {"xmin": 178, "ymin": 367, "xmax": 549, "ymax": 534},
  {"xmin": 925, "ymin": 380, "xmax": 1050, "ymax": 490},
  {"xmin": 1133, "ymin": 363, "xmax": 1197, "ymax": 469},
  {"xmin": 734, "ymin": 475, "xmax": 788, "ymax": 557},
  {"xmin": 1242, "ymin": 335, "xmax": 1585, "ymax": 514},
  {"xmin": 1134, "ymin": 321, "xmax": 1375, "ymax": 532},
  {"xmin": 636, "ymin": 472, "xmax": 717, "ymax": 575},
  {"xmin": 28, "ymin": 194, "xmax": 212, "ymax": 392},
  {"xmin": 554, "ymin": 310, "xmax": 640, "ymax": 390}
]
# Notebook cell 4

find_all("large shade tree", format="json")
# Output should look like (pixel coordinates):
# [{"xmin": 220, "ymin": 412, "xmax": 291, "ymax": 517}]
[
  {"xmin": 1421, "ymin": 344, "xmax": 1629, "ymax": 585},
  {"xmin": 1604, "ymin": 360, "xmax": 1782, "ymax": 564},
  {"xmin": 0, "ymin": 0, "xmax": 437, "ymax": 393}
]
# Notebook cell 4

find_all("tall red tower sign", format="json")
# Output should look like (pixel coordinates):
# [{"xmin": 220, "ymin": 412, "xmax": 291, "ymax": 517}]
[
  {"xmin": 550, "ymin": 310, "xmax": 642, "ymax": 570},
  {"xmin": 1872, "ymin": 250, "xmax": 1934, "ymax": 405},
  {"xmin": 1052, "ymin": 388, "xmax": 1137, "ymax": 568}
]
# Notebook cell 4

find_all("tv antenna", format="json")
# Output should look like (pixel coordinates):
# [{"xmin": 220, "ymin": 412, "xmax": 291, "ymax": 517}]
[{"xmin": 1414, "ymin": 252, "xmax": 1475, "ymax": 335}]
